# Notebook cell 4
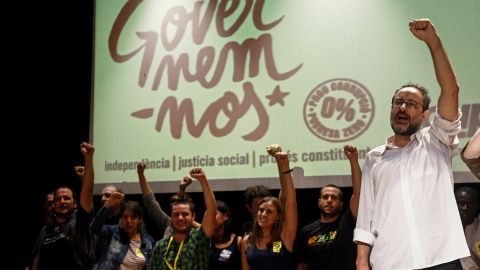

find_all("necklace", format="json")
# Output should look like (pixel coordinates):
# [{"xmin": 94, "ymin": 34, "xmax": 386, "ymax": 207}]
[{"xmin": 262, "ymin": 235, "xmax": 271, "ymax": 240}]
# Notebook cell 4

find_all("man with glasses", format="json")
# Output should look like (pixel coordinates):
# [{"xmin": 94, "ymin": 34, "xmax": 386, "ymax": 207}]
[
  {"xmin": 75, "ymin": 167, "xmax": 124, "ymax": 263},
  {"xmin": 354, "ymin": 19, "xmax": 470, "ymax": 269}
]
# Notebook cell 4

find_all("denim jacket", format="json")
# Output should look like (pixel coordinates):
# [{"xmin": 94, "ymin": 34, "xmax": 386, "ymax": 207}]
[{"xmin": 90, "ymin": 206, "xmax": 155, "ymax": 270}]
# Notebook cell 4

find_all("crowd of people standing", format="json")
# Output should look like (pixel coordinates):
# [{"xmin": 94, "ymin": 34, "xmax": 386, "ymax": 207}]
[{"xmin": 26, "ymin": 18, "xmax": 479, "ymax": 270}]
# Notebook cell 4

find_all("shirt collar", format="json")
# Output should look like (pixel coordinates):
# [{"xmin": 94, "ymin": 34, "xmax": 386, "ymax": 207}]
[
  {"xmin": 380, "ymin": 129, "xmax": 423, "ymax": 155},
  {"xmin": 168, "ymin": 229, "xmax": 193, "ymax": 243}
]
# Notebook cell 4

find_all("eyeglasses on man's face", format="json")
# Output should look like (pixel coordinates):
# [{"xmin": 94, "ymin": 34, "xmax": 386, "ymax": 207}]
[{"xmin": 392, "ymin": 99, "xmax": 422, "ymax": 110}]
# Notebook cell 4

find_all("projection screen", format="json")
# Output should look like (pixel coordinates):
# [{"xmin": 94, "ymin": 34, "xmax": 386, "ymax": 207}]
[{"xmin": 92, "ymin": 0, "xmax": 480, "ymax": 194}]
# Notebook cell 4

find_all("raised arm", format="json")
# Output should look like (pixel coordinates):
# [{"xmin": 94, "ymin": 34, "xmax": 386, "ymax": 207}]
[
  {"xmin": 409, "ymin": 19, "xmax": 459, "ymax": 121},
  {"xmin": 344, "ymin": 145, "xmax": 361, "ymax": 220},
  {"xmin": 189, "ymin": 167, "xmax": 216, "ymax": 237},
  {"xmin": 178, "ymin": 176, "xmax": 192, "ymax": 197},
  {"xmin": 462, "ymin": 129, "xmax": 480, "ymax": 180},
  {"xmin": 74, "ymin": 166, "xmax": 84, "ymax": 188},
  {"xmin": 136, "ymin": 162, "xmax": 171, "ymax": 235},
  {"xmin": 105, "ymin": 192, "xmax": 124, "ymax": 210},
  {"xmin": 79, "ymin": 142, "xmax": 95, "ymax": 213},
  {"xmin": 178, "ymin": 176, "xmax": 201, "ymax": 228},
  {"xmin": 276, "ymin": 152, "xmax": 297, "ymax": 252},
  {"xmin": 266, "ymin": 144, "xmax": 286, "ymax": 206},
  {"xmin": 137, "ymin": 162, "xmax": 152, "ymax": 196},
  {"xmin": 91, "ymin": 192, "xmax": 125, "ymax": 236},
  {"xmin": 463, "ymin": 129, "xmax": 480, "ymax": 159},
  {"xmin": 267, "ymin": 145, "xmax": 297, "ymax": 252}
]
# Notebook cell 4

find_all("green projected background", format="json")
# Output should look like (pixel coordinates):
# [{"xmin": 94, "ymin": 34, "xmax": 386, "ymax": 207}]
[{"xmin": 92, "ymin": 0, "xmax": 480, "ymax": 194}]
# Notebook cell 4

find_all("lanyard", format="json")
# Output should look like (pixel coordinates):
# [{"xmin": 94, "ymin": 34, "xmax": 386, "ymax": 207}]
[{"xmin": 165, "ymin": 235, "xmax": 185, "ymax": 270}]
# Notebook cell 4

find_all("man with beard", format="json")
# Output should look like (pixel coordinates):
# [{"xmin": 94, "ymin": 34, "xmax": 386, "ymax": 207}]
[
  {"xmin": 295, "ymin": 145, "xmax": 361, "ymax": 270},
  {"xmin": 151, "ymin": 167, "xmax": 216, "ymax": 270},
  {"xmin": 455, "ymin": 186, "xmax": 480, "ymax": 270},
  {"xmin": 354, "ymin": 19, "xmax": 469, "ymax": 270},
  {"xmin": 32, "ymin": 142, "xmax": 96, "ymax": 270}
]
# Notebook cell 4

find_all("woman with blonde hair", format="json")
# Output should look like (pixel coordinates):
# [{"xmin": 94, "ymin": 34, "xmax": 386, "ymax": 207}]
[{"xmin": 241, "ymin": 145, "xmax": 297, "ymax": 270}]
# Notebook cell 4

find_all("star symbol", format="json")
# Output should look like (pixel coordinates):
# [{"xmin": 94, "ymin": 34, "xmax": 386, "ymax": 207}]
[{"xmin": 266, "ymin": 85, "xmax": 289, "ymax": 106}]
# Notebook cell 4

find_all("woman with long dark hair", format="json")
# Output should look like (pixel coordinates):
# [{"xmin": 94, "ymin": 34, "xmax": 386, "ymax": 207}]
[
  {"xmin": 241, "ymin": 145, "xmax": 297, "ymax": 270},
  {"xmin": 208, "ymin": 200, "xmax": 242, "ymax": 270}
]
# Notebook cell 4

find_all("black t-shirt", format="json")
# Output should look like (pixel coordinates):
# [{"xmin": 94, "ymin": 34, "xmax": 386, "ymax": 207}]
[
  {"xmin": 33, "ymin": 206, "xmax": 95, "ymax": 270},
  {"xmin": 208, "ymin": 235, "xmax": 242, "ymax": 270},
  {"xmin": 295, "ymin": 209, "xmax": 356, "ymax": 270},
  {"xmin": 37, "ymin": 221, "xmax": 77, "ymax": 270}
]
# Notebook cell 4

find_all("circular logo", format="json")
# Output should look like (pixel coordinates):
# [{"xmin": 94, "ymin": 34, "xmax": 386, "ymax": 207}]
[{"xmin": 303, "ymin": 78, "xmax": 375, "ymax": 142}]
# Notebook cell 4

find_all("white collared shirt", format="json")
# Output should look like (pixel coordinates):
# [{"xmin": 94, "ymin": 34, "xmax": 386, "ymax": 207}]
[{"xmin": 354, "ymin": 109, "xmax": 469, "ymax": 269}]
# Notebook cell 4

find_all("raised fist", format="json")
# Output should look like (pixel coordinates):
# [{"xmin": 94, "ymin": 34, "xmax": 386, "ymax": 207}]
[{"xmin": 266, "ymin": 144, "xmax": 282, "ymax": 156}]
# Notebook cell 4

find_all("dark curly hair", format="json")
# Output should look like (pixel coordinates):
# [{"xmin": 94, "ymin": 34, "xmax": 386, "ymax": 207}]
[{"xmin": 391, "ymin": 83, "xmax": 431, "ymax": 112}]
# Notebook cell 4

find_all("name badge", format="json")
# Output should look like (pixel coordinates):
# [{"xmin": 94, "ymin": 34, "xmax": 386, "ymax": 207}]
[
  {"xmin": 219, "ymin": 249, "xmax": 232, "ymax": 262},
  {"xmin": 136, "ymin": 248, "xmax": 145, "ymax": 258},
  {"xmin": 476, "ymin": 241, "xmax": 480, "ymax": 255},
  {"xmin": 273, "ymin": 241, "xmax": 282, "ymax": 253}
]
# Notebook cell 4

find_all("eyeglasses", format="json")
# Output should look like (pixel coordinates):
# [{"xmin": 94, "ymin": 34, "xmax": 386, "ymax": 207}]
[{"xmin": 392, "ymin": 99, "xmax": 422, "ymax": 109}]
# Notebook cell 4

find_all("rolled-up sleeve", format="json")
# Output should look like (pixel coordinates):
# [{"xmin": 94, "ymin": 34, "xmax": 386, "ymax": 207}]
[
  {"xmin": 353, "ymin": 155, "xmax": 376, "ymax": 246},
  {"xmin": 429, "ymin": 108, "xmax": 462, "ymax": 157}
]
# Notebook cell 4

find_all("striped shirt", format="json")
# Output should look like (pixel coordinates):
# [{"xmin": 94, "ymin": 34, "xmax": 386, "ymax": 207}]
[{"xmin": 119, "ymin": 239, "xmax": 145, "ymax": 270}]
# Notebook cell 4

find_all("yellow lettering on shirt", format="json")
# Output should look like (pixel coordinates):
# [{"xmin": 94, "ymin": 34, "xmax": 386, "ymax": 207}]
[
  {"xmin": 475, "ymin": 241, "xmax": 480, "ymax": 255},
  {"xmin": 307, "ymin": 230, "xmax": 338, "ymax": 246},
  {"xmin": 308, "ymin": 235, "xmax": 319, "ymax": 245},
  {"xmin": 273, "ymin": 241, "xmax": 282, "ymax": 253}
]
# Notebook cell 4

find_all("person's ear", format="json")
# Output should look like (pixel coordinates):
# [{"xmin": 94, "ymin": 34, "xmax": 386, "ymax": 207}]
[{"xmin": 422, "ymin": 110, "xmax": 430, "ymax": 122}]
